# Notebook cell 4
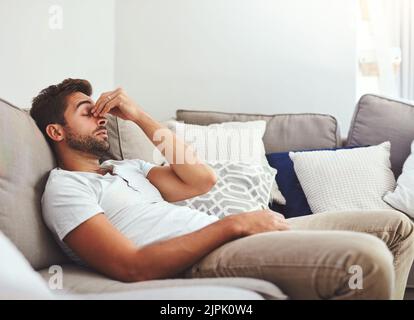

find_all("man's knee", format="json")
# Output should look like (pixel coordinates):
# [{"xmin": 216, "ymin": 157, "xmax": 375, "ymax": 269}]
[{"xmin": 342, "ymin": 233, "xmax": 394, "ymax": 299}]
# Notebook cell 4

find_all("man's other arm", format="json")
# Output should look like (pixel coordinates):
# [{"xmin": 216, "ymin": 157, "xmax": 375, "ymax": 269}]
[{"xmin": 63, "ymin": 210, "xmax": 289, "ymax": 282}]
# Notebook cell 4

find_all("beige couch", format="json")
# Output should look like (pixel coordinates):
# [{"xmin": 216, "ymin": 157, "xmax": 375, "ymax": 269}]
[{"xmin": 0, "ymin": 94, "xmax": 413, "ymax": 299}]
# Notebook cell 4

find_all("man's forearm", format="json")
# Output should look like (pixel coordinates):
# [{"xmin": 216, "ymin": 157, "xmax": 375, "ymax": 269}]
[
  {"xmin": 133, "ymin": 112, "xmax": 216, "ymax": 185},
  {"xmin": 125, "ymin": 217, "xmax": 243, "ymax": 282}
]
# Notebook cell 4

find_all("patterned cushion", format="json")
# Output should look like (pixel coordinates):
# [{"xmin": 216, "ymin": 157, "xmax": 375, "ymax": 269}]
[
  {"xmin": 174, "ymin": 162, "xmax": 276, "ymax": 219},
  {"xmin": 289, "ymin": 142, "xmax": 396, "ymax": 214}
]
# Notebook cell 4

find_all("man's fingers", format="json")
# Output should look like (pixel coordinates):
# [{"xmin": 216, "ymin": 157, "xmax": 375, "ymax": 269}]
[
  {"xmin": 279, "ymin": 223, "xmax": 290, "ymax": 231},
  {"xmin": 100, "ymin": 96, "xmax": 122, "ymax": 116},
  {"xmin": 94, "ymin": 92, "xmax": 116, "ymax": 115},
  {"xmin": 93, "ymin": 91, "xmax": 112, "ymax": 112},
  {"xmin": 272, "ymin": 212, "xmax": 285, "ymax": 219},
  {"xmin": 92, "ymin": 88, "xmax": 122, "ymax": 114},
  {"xmin": 274, "ymin": 217, "xmax": 290, "ymax": 228},
  {"xmin": 93, "ymin": 89, "xmax": 122, "ymax": 116}
]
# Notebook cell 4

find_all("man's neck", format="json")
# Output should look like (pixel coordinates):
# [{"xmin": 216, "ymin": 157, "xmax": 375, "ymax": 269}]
[{"xmin": 57, "ymin": 149, "xmax": 102, "ymax": 174}]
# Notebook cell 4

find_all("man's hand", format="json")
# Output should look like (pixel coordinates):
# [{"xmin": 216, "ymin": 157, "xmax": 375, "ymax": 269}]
[
  {"xmin": 91, "ymin": 88, "xmax": 143, "ymax": 121},
  {"xmin": 225, "ymin": 209, "xmax": 290, "ymax": 237}
]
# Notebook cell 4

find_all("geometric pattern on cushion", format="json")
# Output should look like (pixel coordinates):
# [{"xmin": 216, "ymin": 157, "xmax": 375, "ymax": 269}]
[{"xmin": 174, "ymin": 161, "xmax": 276, "ymax": 219}]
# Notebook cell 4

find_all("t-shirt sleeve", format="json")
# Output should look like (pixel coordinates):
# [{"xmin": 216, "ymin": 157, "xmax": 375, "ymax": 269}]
[
  {"xmin": 41, "ymin": 174, "xmax": 104, "ymax": 241},
  {"xmin": 129, "ymin": 159, "xmax": 158, "ymax": 177}
]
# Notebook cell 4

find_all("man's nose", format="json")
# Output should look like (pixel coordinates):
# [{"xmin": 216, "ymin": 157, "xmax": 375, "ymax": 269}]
[{"xmin": 97, "ymin": 117, "xmax": 108, "ymax": 127}]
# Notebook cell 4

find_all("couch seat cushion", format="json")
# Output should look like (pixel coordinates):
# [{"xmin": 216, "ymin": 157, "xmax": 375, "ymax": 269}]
[
  {"xmin": 37, "ymin": 264, "xmax": 287, "ymax": 300},
  {"xmin": 77, "ymin": 285, "xmax": 264, "ymax": 300}
]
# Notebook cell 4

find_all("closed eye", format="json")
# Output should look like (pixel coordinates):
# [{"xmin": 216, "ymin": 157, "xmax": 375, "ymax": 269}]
[{"xmin": 82, "ymin": 107, "xmax": 94, "ymax": 117}]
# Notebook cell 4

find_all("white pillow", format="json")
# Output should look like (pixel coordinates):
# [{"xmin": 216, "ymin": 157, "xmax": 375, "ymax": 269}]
[
  {"xmin": 0, "ymin": 232, "xmax": 55, "ymax": 300},
  {"xmin": 383, "ymin": 140, "xmax": 414, "ymax": 218},
  {"xmin": 167, "ymin": 120, "xmax": 286, "ymax": 205},
  {"xmin": 174, "ymin": 161, "xmax": 277, "ymax": 218},
  {"xmin": 289, "ymin": 142, "xmax": 396, "ymax": 214},
  {"xmin": 167, "ymin": 120, "xmax": 267, "ymax": 163}
]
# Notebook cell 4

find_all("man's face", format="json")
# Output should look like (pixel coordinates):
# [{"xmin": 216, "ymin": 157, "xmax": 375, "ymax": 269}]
[{"xmin": 62, "ymin": 92, "xmax": 110, "ymax": 157}]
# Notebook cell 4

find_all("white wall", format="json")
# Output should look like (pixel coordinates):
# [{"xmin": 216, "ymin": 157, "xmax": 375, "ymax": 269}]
[
  {"xmin": 115, "ymin": 0, "xmax": 357, "ymax": 133},
  {"xmin": 0, "ymin": 0, "xmax": 115, "ymax": 109},
  {"xmin": 0, "ymin": 0, "xmax": 357, "ymax": 133}
]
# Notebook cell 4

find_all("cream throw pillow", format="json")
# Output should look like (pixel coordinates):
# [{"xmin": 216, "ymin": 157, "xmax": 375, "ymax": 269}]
[
  {"xmin": 289, "ymin": 142, "xmax": 395, "ymax": 213},
  {"xmin": 383, "ymin": 140, "xmax": 414, "ymax": 219}
]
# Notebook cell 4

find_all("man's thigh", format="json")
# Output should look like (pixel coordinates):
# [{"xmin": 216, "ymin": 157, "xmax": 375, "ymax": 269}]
[{"xmin": 185, "ymin": 230, "xmax": 393, "ymax": 299}]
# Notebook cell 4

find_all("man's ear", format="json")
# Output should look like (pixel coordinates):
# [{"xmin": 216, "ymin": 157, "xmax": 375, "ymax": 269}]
[{"xmin": 46, "ymin": 124, "xmax": 65, "ymax": 142}]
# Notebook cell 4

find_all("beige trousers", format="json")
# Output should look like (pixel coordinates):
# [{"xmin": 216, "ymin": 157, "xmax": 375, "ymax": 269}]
[{"xmin": 184, "ymin": 210, "xmax": 414, "ymax": 300}]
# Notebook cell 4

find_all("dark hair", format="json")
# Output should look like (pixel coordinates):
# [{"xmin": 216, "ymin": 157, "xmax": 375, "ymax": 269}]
[{"xmin": 30, "ymin": 78, "xmax": 92, "ymax": 147}]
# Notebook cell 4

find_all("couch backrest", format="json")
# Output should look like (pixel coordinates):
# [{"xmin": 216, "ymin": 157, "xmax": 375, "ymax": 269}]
[
  {"xmin": 176, "ymin": 109, "xmax": 342, "ymax": 153},
  {"xmin": 105, "ymin": 115, "xmax": 166, "ymax": 165},
  {"xmin": 347, "ymin": 94, "xmax": 414, "ymax": 177},
  {"xmin": 0, "ymin": 98, "xmax": 70, "ymax": 270}
]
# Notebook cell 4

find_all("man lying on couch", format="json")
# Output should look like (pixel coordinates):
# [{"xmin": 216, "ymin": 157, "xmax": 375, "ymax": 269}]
[{"xmin": 30, "ymin": 78, "xmax": 414, "ymax": 300}]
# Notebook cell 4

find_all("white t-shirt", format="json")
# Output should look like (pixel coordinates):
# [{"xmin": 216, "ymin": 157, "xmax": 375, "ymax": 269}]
[{"xmin": 41, "ymin": 159, "xmax": 219, "ymax": 264}]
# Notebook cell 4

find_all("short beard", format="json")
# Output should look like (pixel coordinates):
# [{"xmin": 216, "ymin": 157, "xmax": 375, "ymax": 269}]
[{"xmin": 65, "ymin": 126, "xmax": 110, "ymax": 159}]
